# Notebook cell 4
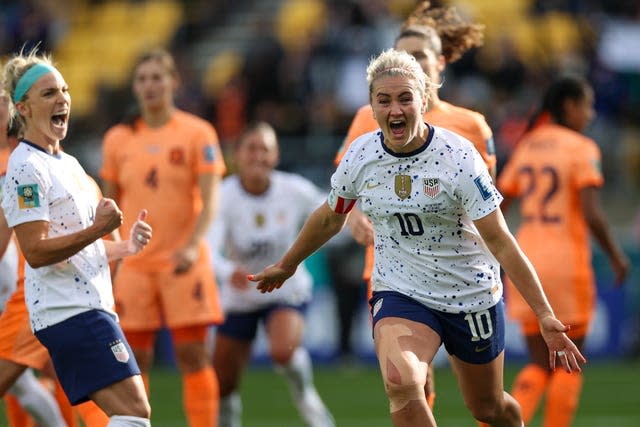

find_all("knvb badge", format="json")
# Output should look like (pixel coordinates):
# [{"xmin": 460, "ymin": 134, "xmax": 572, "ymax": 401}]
[
  {"xmin": 423, "ymin": 178, "xmax": 440, "ymax": 198},
  {"xmin": 17, "ymin": 184, "xmax": 40, "ymax": 209}
]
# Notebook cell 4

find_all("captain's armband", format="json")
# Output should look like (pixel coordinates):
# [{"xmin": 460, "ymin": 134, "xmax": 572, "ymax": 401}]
[{"xmin": 327, "ymin": 190, "xmax": 356, "ymax": 214}]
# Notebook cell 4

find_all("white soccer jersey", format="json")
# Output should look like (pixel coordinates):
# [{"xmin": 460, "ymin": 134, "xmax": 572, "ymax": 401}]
[
  {"xmin": 1, "ymin": 142, "xmax": 115, "ymax": 331},
  {"xmin": 206, "ymin": 170, "xmax": 325, "ymax": 312},
  {"xmin": 330, "ymin": 126, "xmax": 503, "ymax": 313}
]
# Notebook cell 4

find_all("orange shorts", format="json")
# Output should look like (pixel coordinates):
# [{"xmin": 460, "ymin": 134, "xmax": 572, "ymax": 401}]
[
  {"xmin": 114, "ymin": 253, "xmax": 223, "ymax": 331},
  {"xmin": 0, "ymin": 290, "xmax": 50, "ymax": 370}
]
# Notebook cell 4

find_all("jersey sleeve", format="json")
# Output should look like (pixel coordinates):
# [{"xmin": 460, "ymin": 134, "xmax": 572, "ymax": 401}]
[
  {"xmin": 194, "ymin": 122, "xmax": 226, "ymax": 176},
  {"xmin": 457, "ymin": 147, "xmax": 503, "ymax": 220},
  {"xmin": 572, "ymin": 138, "xmax": 604, "ymax": 189},
  {"xmin": 100, "ymin": 126, "xmax": 123, "ymax": 183},
  {"xmin": 1, "ymin": 161, "xmax": 50, "ymax": 227},
  {"xmin": 496, "ymin": 147, "xmax": 522, "ymax": 197},
  {"xmin": 328, "ymin": 148, "xmax": 359, "ymax": 214}
]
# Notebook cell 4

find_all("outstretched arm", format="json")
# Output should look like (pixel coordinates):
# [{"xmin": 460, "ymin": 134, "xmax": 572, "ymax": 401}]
[
  {"xmin": 249, "ymin": 202, "xmax": 348, "ymax": 293},
  {"xmin": 474, "ymin": 208, "xmax": 587, "ymax": 372}
]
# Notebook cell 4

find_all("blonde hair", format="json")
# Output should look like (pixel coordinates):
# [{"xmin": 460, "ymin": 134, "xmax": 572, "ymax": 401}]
[
  {"xmin": 367, "ymin": 48, "xmax": 438, "ymax": 105},
  {"xmin": 1, "ymin": 49, "xmax": 55, "ymax": 128}
]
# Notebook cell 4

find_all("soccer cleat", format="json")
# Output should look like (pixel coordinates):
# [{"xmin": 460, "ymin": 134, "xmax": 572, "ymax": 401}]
[{"xmin": 294, "ymin": 387, "xmax": 336, "ymax": 427}]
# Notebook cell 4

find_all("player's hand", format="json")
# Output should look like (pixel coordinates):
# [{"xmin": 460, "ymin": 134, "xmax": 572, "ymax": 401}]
[
  {"xmin": 539, "ymin": 316, "xmax": 587, "ymax": 372},
  {"xmin": 247, "ymin": 263, "xmax": 296, "ymax": 293},
  {"xmin": 94, "ymin": 198, "xmax": 123, "ymax": 235},
  {"xmin": 127, "ymin": 209, "xmax": 152, "ymax": 254},
  {"xmin": 173, "ymin": 243, "xmax": 199, "ymax": 274},
  {"xmin": 347, "ymin": 208, "xmax": 373, "ymax": 246}
]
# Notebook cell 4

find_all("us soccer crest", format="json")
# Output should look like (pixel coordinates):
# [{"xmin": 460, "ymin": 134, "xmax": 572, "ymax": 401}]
[
  {"xmin": 423, "ymin": 178, "xmax": 440, "ymax": 198},
  {"xmin": 255, "ymin": 213, "xmax": 265, "ymax": 227},
  {"xmin": 110, "ymin": 340, "xmax": 130, "ymax": 363},
  {"xmin": 394, "ymin": 175, "xmax": 411, "ymax": 200}
]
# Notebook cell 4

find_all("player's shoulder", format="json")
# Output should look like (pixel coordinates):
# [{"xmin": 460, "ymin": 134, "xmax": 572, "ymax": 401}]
[
  {"xmin": 173, "ymin": 110, "xmax": 216, "ymax": 131},
  {"xmin": 103, "ymin": 122, "xmax": 135, "ymax": 144}
]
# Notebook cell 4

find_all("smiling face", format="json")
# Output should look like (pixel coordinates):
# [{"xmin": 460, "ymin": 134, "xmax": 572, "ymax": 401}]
[
  {"xmin": 371, "ymin": 74, "xmax": 428, "ymax": 153},
  {"xmin": 17, "ymin": 69, "xmax": 70, "ymax": 145},
  {"xmin": 132, "ymin": 58, "xmax": 177, "ymax": 113},
  {"xmin": 236, "ymin": 126, "xmax": 279, "ymax": 189}
]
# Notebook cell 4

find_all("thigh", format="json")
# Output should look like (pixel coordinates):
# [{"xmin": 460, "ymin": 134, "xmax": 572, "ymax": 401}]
[
  {"xmin": 265, "ymin": 307, "xmax": 305, "ymax": 361},
  {"xmin": 212, "ymin": 333, "xmax": 252, "ymax": 395},
  {"xmin": 90, "ymin": 375, "xmax": 149, "ymax": 418},
  {"xmin": 113, "ymin": 266, "xmax": 162, "ymax": 330},
  {"xmin": 160, "ymin": 255, "xmax": 223, "ymax": 328},
  {"xmin": 450, "ymin": 351, "xmax": 506, "ymax": 410}
]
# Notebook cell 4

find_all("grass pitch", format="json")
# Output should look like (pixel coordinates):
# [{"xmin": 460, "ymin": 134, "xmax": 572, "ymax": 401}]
[{"xmin": 1, "ymin": 360, "xmax": 639, "ymax": 426}]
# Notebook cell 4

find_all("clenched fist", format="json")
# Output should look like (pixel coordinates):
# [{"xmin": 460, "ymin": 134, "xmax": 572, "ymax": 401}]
[{"xmin": 94, "ymin": 198, "xmax": 123, "ymax": 236}]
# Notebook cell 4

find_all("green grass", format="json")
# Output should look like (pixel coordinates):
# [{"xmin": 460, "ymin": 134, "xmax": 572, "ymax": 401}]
[{"xmin": 2, "ymin": 360, "xmax": 640, "ymax": 426}]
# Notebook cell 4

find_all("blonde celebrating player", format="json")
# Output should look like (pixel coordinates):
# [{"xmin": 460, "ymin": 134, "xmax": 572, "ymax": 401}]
[{"xmin": 249, "ymin": 48, "xmax": 585, "ymax": 427}]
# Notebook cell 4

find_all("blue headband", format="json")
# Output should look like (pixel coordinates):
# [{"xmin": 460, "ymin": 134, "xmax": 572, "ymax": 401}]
[{"xmin": 13, "ymin": 63, "xmax": 57, "ymax": 103}]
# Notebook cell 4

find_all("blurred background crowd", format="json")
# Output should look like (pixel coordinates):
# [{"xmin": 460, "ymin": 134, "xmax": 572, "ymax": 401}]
[{"xmin": 1, "ymin": 0, "xmax": 639, "ymax": 358}]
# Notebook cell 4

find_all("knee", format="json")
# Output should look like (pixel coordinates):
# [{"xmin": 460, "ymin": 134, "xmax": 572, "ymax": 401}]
[
  {"xmin": 270, "ymin": 347, "xmax": 295, "ymax": 366},
  {"xmin": 468, "ymin": 393, "xmax": 520, "ymax": 425},
  {"xmin": 122, "ymin": 394, "xmax": 152, "ymax": 419},
  {"xmin": 382, "ymin": 371, "xmax": 426, "ymax": 412}
]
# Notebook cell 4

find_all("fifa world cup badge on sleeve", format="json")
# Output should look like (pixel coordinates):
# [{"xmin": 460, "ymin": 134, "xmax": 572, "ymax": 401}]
[{"xmin": 17, "ymin": 184, "xmax": 40, "ymax": 209}]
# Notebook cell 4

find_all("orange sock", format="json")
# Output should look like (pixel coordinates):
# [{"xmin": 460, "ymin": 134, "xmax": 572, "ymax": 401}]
[
  {"xmin": 183, "ymin": 367, "xmax": 219, "ymax": 427},
  {"xmin": 427, "ymin": 392, "xmax": 436, "ymax": 410},
  {"xmin": 75, "ymin": 400, "xmax": 110, "ymax": 427},
  {"xmin": 542, "ymin": 370, "xmax": 582, "ymax": 427},
  {"xmin": 4, "ymin": 394, "xmax": 34, "ymax": 427},
  {"xmin": 512, "ymin": 363, "xmax": 550, "ymax": 424},
  {"xmin": 54, "ymin": 379, "xmax": 78, "ymax": 427}
]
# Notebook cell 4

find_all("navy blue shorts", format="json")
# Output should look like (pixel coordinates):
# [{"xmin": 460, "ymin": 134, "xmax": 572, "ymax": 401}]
[
  {"xmin": 217, "ymin": 303, "xmax": 308, "ymax": 341},
  {"xmin": 370, "ymin": 291, "xmax": 505, "ymax": 364},
  {"xmin": 35, "ymin": 310, "xmax": 140, "ymax": 404}
]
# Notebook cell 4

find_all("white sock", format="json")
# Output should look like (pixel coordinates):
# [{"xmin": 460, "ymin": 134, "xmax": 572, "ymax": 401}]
[
  {"xmin": 9, "ymin": 369, "xmax": 68, "ymax": 427},
  {"xmin": 274, "ymin": 347, "xmax": 334, "ymax": 427},
  {"xmin": 108, "ymin": 415, "xmax": 151, "ymax": 427},
  {"xmin": 218, "ymin": 391, "xmax": 242, "ymax": 427}
]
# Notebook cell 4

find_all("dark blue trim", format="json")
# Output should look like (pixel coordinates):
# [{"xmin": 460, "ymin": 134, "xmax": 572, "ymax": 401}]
[
  {"xmin": 20, "ymin": 140, "xmax": 62, "ymax": 159},
  {"xmin": 381, "ymin": 123, "xmax": 433, "ymax": 158}
]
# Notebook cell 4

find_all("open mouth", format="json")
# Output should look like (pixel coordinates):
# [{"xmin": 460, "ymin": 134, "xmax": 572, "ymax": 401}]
[
  {"xmin": 51, "ymin": 113, "xmax": 68, "ymax": 128},
  {"xmin": 389, "ymin": 119, "xmax": 406, "ymax": 135}
]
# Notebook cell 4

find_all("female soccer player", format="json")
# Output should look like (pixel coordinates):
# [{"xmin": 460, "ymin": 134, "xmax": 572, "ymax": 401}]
[
  {"xmin": 498, "ymin": 75, "xmax": 629, "ymax": 427},
  {"xmin": 249, "ymin": 48, "xmax": 585, "ymax": 427},
  {"xmin": 206, "ymin": 121, "xmax": 334, "ymax": 427},
  {"xmin": 1, "ymin": 50, "xmax": 153, "ymax": 426},
  {"xmin": 100, "ymin": 49, "xmax": 226, "ymax": 427},
  {"xmin": 335, "ymin": 0, "xmax": 495, "ymax": 407}
]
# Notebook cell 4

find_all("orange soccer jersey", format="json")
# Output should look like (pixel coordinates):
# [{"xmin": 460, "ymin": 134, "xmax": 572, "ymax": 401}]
[
  {"xmin": 335, "ymin": 101, "xmax": 496, "ymax": 285},
  {"xmin": 497, "ymin": 123, "xmax": 603, "ymax": 326},
  {"xmin": 101, "ymin": 110, "xmax": 226, "ymax": 272}
]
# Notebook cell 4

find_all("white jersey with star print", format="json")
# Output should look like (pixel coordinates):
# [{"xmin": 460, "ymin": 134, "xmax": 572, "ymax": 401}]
[
  {"xmin": 329, "ymin": 125, "xmax": 503, "ymax": 313},
  {"xmin": 206, "ymin": 170, "xmax": 325, "ymax": 312},
  {"xmin": 1, "ymin": 142, "xmax": 115, "ymax": 331}
]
